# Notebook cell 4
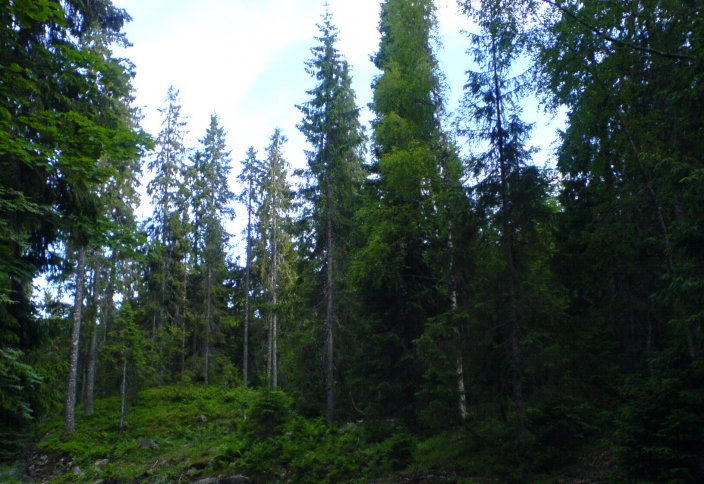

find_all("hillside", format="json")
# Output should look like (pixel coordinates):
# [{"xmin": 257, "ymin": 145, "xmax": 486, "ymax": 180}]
[{"xmin": 11, "ymin": 384, "xmax": 616, "ymax": 483}]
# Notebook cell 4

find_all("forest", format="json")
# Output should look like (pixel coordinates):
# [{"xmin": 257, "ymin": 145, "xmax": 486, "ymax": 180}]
[{"xmin": 1, "ymin": 0, "xmax": 703, "ymax": 482}]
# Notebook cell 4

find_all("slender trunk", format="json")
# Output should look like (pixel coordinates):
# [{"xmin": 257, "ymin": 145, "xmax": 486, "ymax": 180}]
[
  {"xmin": 448, "ymin": 233, "xmax": 467, "ymax": 423},
  {"xmin": 325, "ymin": 190, "xmax": 335, "ymax": 423},
  {"xmin": 271, "ymin": 241, "xmax": 278, "ymax": 389},
  {"xmin": 103, "ymin": 261, "xmax": 115, "ymax": 346},
  {"xmin": 157, "ymin": 254, "xmax": 166, "ymax": 339},
  {"xmin": 243, "ymin": 180, "xmax": 253, "ymax": 386},
  {"xmin": 491, "ymin": 36, "xmax": 524, "ymax": 426},
  {"xmin": 85, "ymin": 262, "xmax": 101, "ymax": 415},
  {"xmin": 119, "ymin": 355, "xmax": 128, "ymax": 431},
  {"xmin": 271, "ymin": 195, "xmax": 279, "ymax": 388},
  {"xmin": 65, "ymin": 246, "xmax": 86, "ymax": 434},
  {"xmin": 181, "ymin": 267, "xmax": 187, "ymax": 378},
  {"xmin": 204, "ymin": 265, "xmax": 211, "ymax": 385},
  {"xmin": 440, "ymin": 142, "xmax": 468, "ymax": 424}
]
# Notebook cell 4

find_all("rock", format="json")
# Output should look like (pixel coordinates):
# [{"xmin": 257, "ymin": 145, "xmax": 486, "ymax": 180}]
[
  {"xmin": 94, "ymin": 458, "xmax": 109, "ymax": 471},
  {"xmin": 137, "ymin": 437, "xmax": 159, "ymax": 449},
  {"xmin": 190, "ymin": 474, "xmax": 250, "ymax": 484},
  {"xmin": 221, "ymin": 475, "xmax": 251, "ymax": 484},
  {"xmin": 71, "ymin": 465, "xmax": 83, "ymax": 476},
  {"xmin": 197, "ymin": 413, "xmax": 208, "ymax": 423}
]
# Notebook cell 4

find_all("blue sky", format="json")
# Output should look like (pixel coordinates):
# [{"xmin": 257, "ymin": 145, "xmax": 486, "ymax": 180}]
[
  {"xmin": 112, "ymin": 0, "xmax": 471, "ymax": 162},
  {"xmin": 110, "ymin": 0, "xmax": 562, "ymax": 252}
]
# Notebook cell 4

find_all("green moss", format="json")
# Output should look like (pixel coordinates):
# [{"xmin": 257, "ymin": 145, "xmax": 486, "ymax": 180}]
[{"xmin": 33, "ymin": 383, "xmax": 597, "ymax": 482}]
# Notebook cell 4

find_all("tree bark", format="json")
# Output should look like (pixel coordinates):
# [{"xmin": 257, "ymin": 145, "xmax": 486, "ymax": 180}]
[
  {"xmin": 65, "ymin": 246, "xmax": 86, "ymax": 434},
  {"xmin": 85, "ymin": 259, "xmax": 101, "ymax": 415},
  {"xmin": 119, "ymin": 355, "xmax": 128, "ymax": 431},
  {"xmin": 325, "ymin": 190, "xmax": 335, "ymax": 423},
  {"xmin": 449, "ymin": 234, "xmax": 467, "ymax": 423},
  {"xmin": 271, "ymin": 196, "xmax": 279, "ymax": 389},
  {"xmin": 243, "ymin": 179, "xmax": 253, "ymax": 386},
  {"xmin": 204, "ymin": 264, "xmax": 211, "ymax": 385}
]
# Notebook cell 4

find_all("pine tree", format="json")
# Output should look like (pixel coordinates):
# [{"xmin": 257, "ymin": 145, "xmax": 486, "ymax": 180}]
[{"xmin": 297, "ymin": 7, "xmax": 365, "ymax": 422}]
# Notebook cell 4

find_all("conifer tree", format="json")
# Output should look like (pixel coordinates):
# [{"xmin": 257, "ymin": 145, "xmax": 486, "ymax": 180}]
[
  {"xmin": 238, "ymin": 147, "xmax": 261, "ymax": 386},
  {"xmin": 353, "ymin": 0, "xmax": 449, "ymax": 422},
  {"xmin": 257, "ymin": 129, "xmax": 293, "ymax": 388},
  {"xmin": 145, "ymin": 86, "xmax": 190, "ymax": 379},
  {"xmin": 459, "ymin": 0, "xmax": 563, "ymax": 430},
  {"xmin": 297, "ymin": 7, "xmax": 365, "ymax": 422},
  {"xmin": 189, "ymin": 114, "xmax": 234, "ymax": 384}
]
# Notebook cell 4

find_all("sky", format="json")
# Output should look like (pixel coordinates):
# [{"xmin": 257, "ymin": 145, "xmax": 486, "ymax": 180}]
[{"xmin": 110, "ymin": 0, "xmax": 563, "ymax": 252}]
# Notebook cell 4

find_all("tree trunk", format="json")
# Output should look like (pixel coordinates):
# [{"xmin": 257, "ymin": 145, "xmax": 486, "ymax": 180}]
[
  {"xmin": 243, "ymin": 183, "xmax": 252, "ymax": 386},
  {"xmin": 84, "ymin": 319, "xmax": 98, "ymax": 414},
  {"xmin": 271, "ymin": 201, "xmax": 279, "ymax": 388},
  {"xmin": 204, "ymin": 265, "xmax": 211, "ymax": 385},
  {"xmin": 449, "ymin": 248, "xmax": 467, "ymax": 423},
  {"xmin": 119, "ymin": 355, "xmax": 128, "ymax": 431},
  {"xmin": 325, "ymin": 191, "xmax": 335, "ymax": 423},
  {"xmin": 85, "ymin": 262, "xmax": 101, "ymax": 415},
  {"xmin": 491, "ymin": 36, "xmax": 524, "ymax": 427},
  {"xmin": 65, "ymin": 246, "xmax": 86, "ymax": 434}
]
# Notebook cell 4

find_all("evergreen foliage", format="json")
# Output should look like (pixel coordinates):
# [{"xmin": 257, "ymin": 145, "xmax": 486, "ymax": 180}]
[{"xmin": 1, "ymin": 1, "xmax": 702, "ymax": 481}]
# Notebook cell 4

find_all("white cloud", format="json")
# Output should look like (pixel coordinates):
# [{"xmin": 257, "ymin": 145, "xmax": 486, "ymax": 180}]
[{"xmin": 111, "ymin": 0, "xmax": 562, "ymax": 254}]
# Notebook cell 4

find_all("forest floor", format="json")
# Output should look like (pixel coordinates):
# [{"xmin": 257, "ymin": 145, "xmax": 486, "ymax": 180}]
[{"xmin": 13, "ymin": 384, "xmax": 614, "ymax": 483}]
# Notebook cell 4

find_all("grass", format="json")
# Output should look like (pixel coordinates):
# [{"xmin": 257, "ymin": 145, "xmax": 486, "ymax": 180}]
[
  {"xmin": 30, "ymin": 384, "xmax": 612, "ymax": 482},
  {"xmin": 32, "ymin": 384, "xmax": 424, "ymax": 483}
]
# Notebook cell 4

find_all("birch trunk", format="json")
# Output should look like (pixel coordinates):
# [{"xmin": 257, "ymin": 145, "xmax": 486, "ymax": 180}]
[
  {"xmin": 65, "ymin": 246, "xmax": 86, "ymax": 434},
  {"xmin": 85, "ymin": 262, "xmax": 100, "ymax": 415}
]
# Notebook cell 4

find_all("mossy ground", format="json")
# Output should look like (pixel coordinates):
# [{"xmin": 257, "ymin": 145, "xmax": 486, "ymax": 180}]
[
  {"xmin": 29, "ymin": 384, "xmax": 446, "ymax": 482},
  {"xmin": 27, "ymin": 384, "xmax": 612, "ymax": 483}
]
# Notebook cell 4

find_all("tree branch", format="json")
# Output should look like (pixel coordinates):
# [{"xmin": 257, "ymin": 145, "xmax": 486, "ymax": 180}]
[{"xmin": 541, "ymin": 0, "xmax": 694, "ymax": 61}]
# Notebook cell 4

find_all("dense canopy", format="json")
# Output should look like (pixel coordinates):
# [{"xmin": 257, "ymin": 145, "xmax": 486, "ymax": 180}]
[{"xmin": 1, "ymin": 0, "xmax": 703, "ymax": 481}]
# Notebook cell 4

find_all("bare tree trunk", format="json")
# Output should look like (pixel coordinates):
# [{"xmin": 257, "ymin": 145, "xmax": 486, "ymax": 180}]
[
  {"xmin": 65, "ymin": 246, "xmax": 86, "ymax": 434},
  {"xmin": 449, "ymin": 254, "xmax": 467, "ymax": 423},
  {"xmin": 243, "ymin": 179, "xmax": 253, "ymax": 386},
  {"xmin": 103, "ymin": 260, "xmax": 115, "ymax": 346},
  {"xmin": 84, "ymin": 320, "xmax": 98, "ymax": 414},
  {"xmin": 271, "ymin": 208, "xmax": 279, "ymax": 389},
  {"xmin": 204, "ymin": 265, "xmax": 211, "ymax": 385},
  {"xmin": 85, "ymin": 261, "xmax": 101, "ymax": 415},
  {"xmin": 119, "ymin": 355, "xmax": 128, "ymax": 431},
  {"xmin": 325, "ymin": 193, "xmax": 335, "ymax": 423}
]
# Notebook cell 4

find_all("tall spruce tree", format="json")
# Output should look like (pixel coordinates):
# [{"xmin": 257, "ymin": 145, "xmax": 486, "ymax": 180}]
[
  {"xmin": 238, "ymin": 147, "xmax": 261, "ymax": 386},
  {"xmin": 297, "ymin": 7, "xmax": 365, "ymax": 423},
  {"xmin": 189, "ymin": 114, "xmax": 234, "ymax": 384},
  {"xmin": 257, "ymin": 129, "xmax": 293, "ymax": 388},
  {"xmin": 352, "ymin": 0, "xmax": 448, "ymax": 423},
  {"xmin": 145, "ymin": 86, "xmax": 190, "ymax": 379},
  {"xmin": 459, "ymin": 0, "xmax": 564, "ymax": 431}
]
